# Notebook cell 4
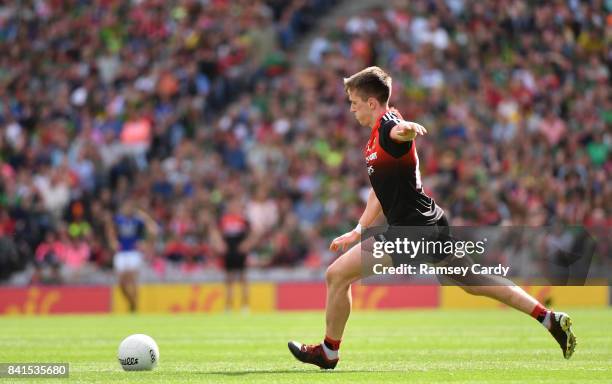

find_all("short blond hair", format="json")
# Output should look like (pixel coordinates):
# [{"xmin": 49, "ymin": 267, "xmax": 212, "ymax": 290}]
[{"xmin": 343, "ymin": 66, "xmax": 392, "ymax": 105}]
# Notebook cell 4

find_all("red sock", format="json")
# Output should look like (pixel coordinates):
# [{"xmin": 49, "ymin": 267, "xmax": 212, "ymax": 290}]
[
  {"xmin": 323, "ymin": 336, "xmax": 341, "ymax": 351},
  {"xmin": 530, "ymin": 303, "xmax": 548, "ymax": 322}
]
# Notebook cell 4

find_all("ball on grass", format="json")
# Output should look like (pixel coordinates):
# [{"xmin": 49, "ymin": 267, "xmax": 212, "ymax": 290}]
[{"xmin": 117, "ymin": 334, "xmax": 159, "ymax": 371}]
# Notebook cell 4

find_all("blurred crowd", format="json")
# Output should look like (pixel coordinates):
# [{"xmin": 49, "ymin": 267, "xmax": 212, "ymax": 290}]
[{"xmin": 0, "ymin": 0, "xmax": 610, "ymax": 283}]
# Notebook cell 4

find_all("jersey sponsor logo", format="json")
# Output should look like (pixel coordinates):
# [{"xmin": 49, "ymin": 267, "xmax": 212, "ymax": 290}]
[{"xmin": 366, "ymin": 152, "xmax": 378, "ymax": 162}]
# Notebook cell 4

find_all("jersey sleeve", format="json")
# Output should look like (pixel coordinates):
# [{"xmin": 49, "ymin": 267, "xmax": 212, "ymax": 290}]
[{"xmin": 378, "ymin": 111, "xmax": 412, "ymax": 158}]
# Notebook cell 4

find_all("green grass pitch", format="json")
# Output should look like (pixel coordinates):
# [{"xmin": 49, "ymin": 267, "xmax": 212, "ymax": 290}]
[{"xmin": 0, "ymin": 309, "xmax": 610, "ymax": 383}]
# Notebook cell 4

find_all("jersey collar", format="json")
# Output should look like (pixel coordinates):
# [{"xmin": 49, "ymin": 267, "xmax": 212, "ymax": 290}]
[{"xmin": 371, "ymin": 109, "xmax": 391, "ymax": 132}]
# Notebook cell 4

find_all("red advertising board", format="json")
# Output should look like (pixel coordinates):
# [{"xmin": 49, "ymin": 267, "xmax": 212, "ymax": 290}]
[
  {"xmin": 0, "ymin": 286, "xmax": 111, "ymax": 315},
  {"xmin": 277, "ymin": 282, "xmax": 438, "ymax": 310}
]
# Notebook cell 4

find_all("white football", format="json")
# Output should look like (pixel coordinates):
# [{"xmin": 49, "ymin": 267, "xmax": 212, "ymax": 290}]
[{"xmin": 117, "ymin": 334, "xmax": 159, "ymax": 371}]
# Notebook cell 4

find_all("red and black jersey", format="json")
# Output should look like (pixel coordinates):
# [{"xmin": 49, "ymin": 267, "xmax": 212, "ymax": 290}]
[
  {"xmin": 220, "ymin": 213, "xmax": 249, "ymax": 254},
  {"xmin": 364, "ymin": 110, "xmax": 444, "ymax": 226}
]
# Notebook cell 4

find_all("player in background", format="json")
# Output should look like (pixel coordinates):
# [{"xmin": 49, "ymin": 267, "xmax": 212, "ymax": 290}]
[
  {"xmin": 288, "ymin": 66, "xmax": 576, "ymax": 369},
  {"xmin": 106, "ymin": 200, "xmax": 158, "ymax": 312},
  {"xmin": 217, "ymin": 198, "xmax": 258, "ymax": 312}
]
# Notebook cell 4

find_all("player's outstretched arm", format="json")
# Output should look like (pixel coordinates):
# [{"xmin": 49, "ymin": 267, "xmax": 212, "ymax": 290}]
[
  {"xmin": 135, "ymin": 208, "xmax": 160, "ymax": 237},
  {"xmin": 390, "ymin": 121, "xmax": 427, "ymax": 142},
  {"xmin": 104, "ymin": 214, "xmax": 119, "ymax": 252},
  {"xmin": 330, "ymin": 189, "xmax": 382, "ymax": 252}
]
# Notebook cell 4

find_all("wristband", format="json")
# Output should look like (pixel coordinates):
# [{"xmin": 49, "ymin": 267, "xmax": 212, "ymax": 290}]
[{"xmin": 354, "ymin": 223, "xmax": 362, "ymax": 234}]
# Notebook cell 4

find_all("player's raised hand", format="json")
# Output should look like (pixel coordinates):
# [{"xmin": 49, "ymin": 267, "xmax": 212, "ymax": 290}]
[
  {"xmin": 399, "ymin": 122, "xmax": 427, "ymax": 136},
  {"xmin": 329, "ymin": 230, "xmax": 361, "ymax": 252},
  {"xmin": 405, "ymin": 121, "xmax": 427, "ymax": 135},
  {"xmin": 391, "ymin": 121, "xmax": 427, "ymax": 141}
]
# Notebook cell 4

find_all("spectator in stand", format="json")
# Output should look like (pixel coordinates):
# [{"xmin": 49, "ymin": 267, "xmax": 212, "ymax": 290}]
[{"xmin": 31, "ymin": 231, "xmax": 62, "ymax": 284}]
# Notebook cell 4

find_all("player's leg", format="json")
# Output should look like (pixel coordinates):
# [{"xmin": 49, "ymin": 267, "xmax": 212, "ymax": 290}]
[
  {"xmin": 460, "ymin": 282, "xmax": 576, "ymax": 359},
  {"xmin": 324, "ymin": 242, "xmax": 364, "ymax": 340},
  {"xmin": 123, "ymin": 270, "xmax": 138, "ymax": 312},
  {"xmin": 326, "ymin": 238, "xmax": 393, "ymax": 338},
  {"xmin": 239, "ymin": 270, "xmax": 248, "ymax": 311},
  {"xmin": 444, "ymin": 255, "xmax": 577, "ymax": 359},
  {"xmin": 117, "ymin": 271, "xmax": 136, "ymax": 312},
  {"xmin": 289, "ymin": 239, "xmax": 392, "ymax": 369},
  {"xmin": 223, "ymin": 251, "xmax": 236, "ymax": 311},
  {"xmin": 289, "ymin": 243, "xmax": 361, "ymax": 369},
  {"xmin": 127, "ymin": 251, "xmax": 143, "ymax": 312},
  {"xmin": 458, "ymin": 275, "xmax": 540, "ymax": 313},
  {"xmin": 435, "ymin": 215, "xmax": 576, "ymax": 359},
  {"xmin": 116, "ymin": 251, "xmax": 141, "ymax": 312},
  {"xmin": 114, "ymin": 252, "xmax": 134, "ymax": 311},
  {"xmin": 224, "ymin": 271, "xmax": 234, "ymax": 311}
]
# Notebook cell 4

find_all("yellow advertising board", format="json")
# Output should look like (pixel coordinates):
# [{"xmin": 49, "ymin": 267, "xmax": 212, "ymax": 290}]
[
  {"xmin": 441, "ymin": 286, "xmax": 608, "ymax": 309},
  {"xmin": 113, "ymin": 283, "xmax": 275, "ymax": 313}
]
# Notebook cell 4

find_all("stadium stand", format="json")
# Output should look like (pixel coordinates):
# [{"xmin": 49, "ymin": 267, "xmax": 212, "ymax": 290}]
[{"xmin": 0, "ymin": 0, "xmax": 609, "ymax": 284}]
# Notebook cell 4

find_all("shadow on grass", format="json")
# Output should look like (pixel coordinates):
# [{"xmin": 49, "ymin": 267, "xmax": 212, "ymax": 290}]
[{"xmin": 202, "ymin": 369, "xmax": 397, "ymax": 376}]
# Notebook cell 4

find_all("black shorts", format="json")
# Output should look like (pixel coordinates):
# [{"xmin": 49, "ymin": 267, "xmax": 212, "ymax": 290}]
[
  {"xmin": 224, "ymin": 252, "xmax": 246, "ymax": 272},
  {"xmin": 367, "ymin": 215, "xmax": 497, "ymax": 286},
  {"xmin": 371, "ymin": 214, "xmax": 451, "ymax": 267}
]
